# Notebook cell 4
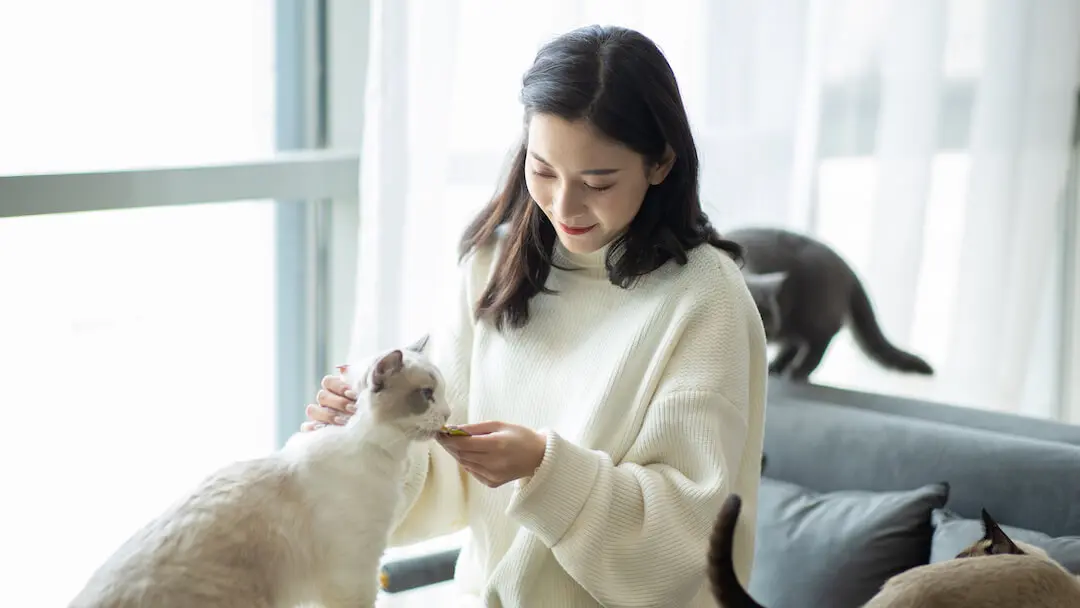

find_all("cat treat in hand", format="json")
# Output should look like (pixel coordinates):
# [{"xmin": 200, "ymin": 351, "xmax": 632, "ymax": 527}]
[{"xmin": 440, "ymin": 425, "xmax": 471, "ymax": 436}]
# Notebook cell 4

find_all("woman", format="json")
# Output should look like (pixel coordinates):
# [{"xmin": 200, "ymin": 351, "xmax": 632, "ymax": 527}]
[{"xmin": 303, "ymin": 24, "xmax": 767, "ymax": 607}]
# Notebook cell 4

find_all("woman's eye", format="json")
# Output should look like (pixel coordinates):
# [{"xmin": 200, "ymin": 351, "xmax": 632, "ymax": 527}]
[
  {"xmin": 532, "ymin": 170, "xmax": 611, "ymax": 192},
  {"xmin": 422, "ymin": 388, "xmax": 435, "ymax": 401}
]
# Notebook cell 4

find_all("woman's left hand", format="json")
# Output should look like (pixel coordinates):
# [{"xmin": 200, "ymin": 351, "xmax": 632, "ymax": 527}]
[{"xmin": 436, "ymin": 421, "xmax": 547, "ymax": 488}]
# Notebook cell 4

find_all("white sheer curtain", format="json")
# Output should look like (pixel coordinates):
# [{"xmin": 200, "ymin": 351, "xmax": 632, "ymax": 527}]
[{"xmin": 351, "ymin": 0, "xmax": 1080, "ymax": 419}]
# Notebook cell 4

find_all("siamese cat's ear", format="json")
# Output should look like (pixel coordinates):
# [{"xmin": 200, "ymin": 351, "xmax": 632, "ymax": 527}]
[
  {"xmin": 744, "ymin": 271, "xmax": 789, "ymax": 293},
  {"xmin": 406, "ymin": 334, "xmax": 430, "ymax": 354},
  {"xmin": 981, "ymin": 509, "xmax": 1023, "ymax": 555},
  {"xmin": 370, "ymin": 350, "xmax": 405, "ymax": 392}
]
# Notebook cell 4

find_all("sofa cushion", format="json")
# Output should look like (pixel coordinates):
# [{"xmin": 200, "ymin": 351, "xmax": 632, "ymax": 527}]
[
  {"xmin": 931, "ymin": 509, "xmax": 1080, "ymax": 574},
  {"xmin": 747, "ymin": 477, "xmax": 949, "ymax": 608}
]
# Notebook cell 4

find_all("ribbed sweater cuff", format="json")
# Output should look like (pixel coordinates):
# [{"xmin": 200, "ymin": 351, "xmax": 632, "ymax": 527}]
[{"xmin": 506, "ymin": 430, "xmax": 601, "ymax": 547}]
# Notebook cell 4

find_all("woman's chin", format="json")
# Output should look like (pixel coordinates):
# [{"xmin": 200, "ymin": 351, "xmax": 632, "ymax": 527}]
[{"xmin": 557, "ymin": 235, "xmax": 604, "ymax": 254}]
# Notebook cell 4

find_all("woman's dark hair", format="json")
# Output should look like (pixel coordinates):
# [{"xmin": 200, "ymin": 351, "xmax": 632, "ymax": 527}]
[{"xmin": 460, "ymin": 24, "xmax": 742, "ymax": 330}]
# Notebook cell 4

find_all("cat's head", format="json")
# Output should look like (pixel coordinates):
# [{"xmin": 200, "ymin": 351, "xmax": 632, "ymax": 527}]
[
  {"xmin": 342, "ymin": 336, "xmax": 450, "ymax": 440},
  {"xmin": 955, "ymin": 508, "xmax": 1050, "ymax": 560},
  {"xmin": 743, "ymin": 271, "xmax": 787, "ymax": 339}
]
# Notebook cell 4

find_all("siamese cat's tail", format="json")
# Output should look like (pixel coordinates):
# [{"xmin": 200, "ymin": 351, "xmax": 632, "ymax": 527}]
[
  {"xmin": 708, "ymin": 494, "xmax": 767, "ymax": 608},
  {"xmin": 848, "ymin": 281, "xmax": 934, "ymax": 375}
]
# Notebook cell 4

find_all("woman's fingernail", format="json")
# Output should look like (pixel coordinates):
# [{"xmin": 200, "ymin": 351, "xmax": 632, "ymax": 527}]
[
  {"xmin": 334, "ymin": 415, "xmax": 349, "ymax": 425},
  {"xmin": 344, "ymin": 389, "xmax": 358, "ymax": 400},
  {"xmin": 313, "ymin": 422, "xmax": 326, "ymax": 430},
  {"xmin": 346, "ymin": 402, "xmax": 357, "ymax": 413}
]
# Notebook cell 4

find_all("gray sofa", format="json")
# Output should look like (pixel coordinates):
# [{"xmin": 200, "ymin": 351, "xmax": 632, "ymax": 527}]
[
  {"xmin": 751, "ymin": 380, "xmax": 1080, "ymax": 607},
  {"xmin": 380, "ymin": 379, "xmax": 1080, "ymax": 605}
]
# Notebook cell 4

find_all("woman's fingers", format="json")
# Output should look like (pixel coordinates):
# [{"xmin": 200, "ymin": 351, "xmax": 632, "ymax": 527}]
[
  {"xmin": 436, "ymin": 430, "xmax": 506, "ymax": 455},
  {"xmin": 437, "ymin": 439, "xmax": 484, "ymax": 456},
  {"xmin": 449, "ymin": 449, "xmax": 504, "ymax": 478},
  {"xmin": 321, "ymin": 374, "xmax": 359, "ymax": 401},
  {"xmin": 317, "ymin": 387, "xmax": 356, "ymax": 414},
  {"xmin": 438, "ymin": 437, "xmax": 480, "ymax": 464},
  {"xmin": 305, "ymin": 403, "xmax": 351, "ymax": 426},
  {"xmin": 438, "ymin": 439, "xmax": 501, "ymax": 487},
  {"xmin": 464, "ymin": 465, "xmax": 500, "ymax": 488},
  {"xmin": 299, "ymin": 370, "xmax": 359, "ymax": 431},
  {"xmin": 452, "ymin": 421, "xmax": 503, "ymax": 436}
]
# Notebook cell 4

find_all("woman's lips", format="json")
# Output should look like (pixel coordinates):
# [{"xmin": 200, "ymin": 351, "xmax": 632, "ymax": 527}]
[{"xmin": 558, "ymin": 222, "xmax": 596, "ymax": 236}]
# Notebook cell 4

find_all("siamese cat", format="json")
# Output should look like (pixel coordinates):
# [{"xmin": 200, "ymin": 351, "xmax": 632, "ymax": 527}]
[
  {"xmin": 69, "ymin": 342, "xmax": 450, "ymax": 608},
  {"xmin": 727, "ymin": 227, "xmax": 934, "ymax": 381},
  {"xmin": 709, "ymin": 494, "xmax": 1080, "ymax": 608}
]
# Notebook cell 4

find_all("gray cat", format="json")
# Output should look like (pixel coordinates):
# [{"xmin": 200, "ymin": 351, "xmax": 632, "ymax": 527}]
[
  {"xmin": 727, "ymin": 227, "xmax": 933, "ymax": 381},
  {"xmin": 709, "ymin": 494, "xmax": 1080, "ymax": 608}
]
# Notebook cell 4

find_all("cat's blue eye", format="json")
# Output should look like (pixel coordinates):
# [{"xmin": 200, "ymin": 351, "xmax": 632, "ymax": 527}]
[{"xmin": 422, "ymin": 388, "xmax": 435, "ymax": 401}]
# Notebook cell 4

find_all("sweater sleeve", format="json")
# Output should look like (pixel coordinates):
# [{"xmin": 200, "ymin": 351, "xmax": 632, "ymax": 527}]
[
  {"xmin": 387, "ymin": 252, "xmax": 482, "ymax": 547},
  {"xmin": 504, "ymin": 270, "xmax": 761, "ymax": 606}
]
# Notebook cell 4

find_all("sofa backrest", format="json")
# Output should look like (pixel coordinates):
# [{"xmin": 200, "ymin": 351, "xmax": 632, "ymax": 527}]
[{"xmin": 762, "ymin": 380, "xmax": 1080, "ymax": 537}]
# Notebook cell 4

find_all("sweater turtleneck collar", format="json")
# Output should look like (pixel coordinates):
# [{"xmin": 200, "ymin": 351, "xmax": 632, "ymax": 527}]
[{"xmin": 552, "ymin": 238, "xmax": 614, "ymax": 280}]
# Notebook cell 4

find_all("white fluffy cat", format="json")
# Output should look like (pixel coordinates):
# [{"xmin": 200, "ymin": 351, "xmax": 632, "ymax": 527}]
[{"xmin": 69, "ymin": 345, "xmax": 450, "ymax": 608}]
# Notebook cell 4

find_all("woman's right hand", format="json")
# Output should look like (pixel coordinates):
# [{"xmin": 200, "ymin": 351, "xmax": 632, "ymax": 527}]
[{"xmin": 300, "ymin": 372, "xmax": 359, "ymax": 432}]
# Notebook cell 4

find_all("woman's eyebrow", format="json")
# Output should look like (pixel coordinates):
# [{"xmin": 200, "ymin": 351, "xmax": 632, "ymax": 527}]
[{"xmin": 529, "ymin": 151, "xmax": 621, "ymax": 176}]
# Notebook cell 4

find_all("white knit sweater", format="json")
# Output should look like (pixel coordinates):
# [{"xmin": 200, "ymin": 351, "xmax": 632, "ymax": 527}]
[{"xmin": 388, "ymin": 236, "xmax": 768, "ymax": 607}]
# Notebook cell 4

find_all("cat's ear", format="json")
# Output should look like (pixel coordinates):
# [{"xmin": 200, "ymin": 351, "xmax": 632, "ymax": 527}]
[
  {"xmin": 370, "ymin": 350, "xmax": 404, "ymax": 393},
  {"xmin": 744, "ymin": 271, "xmax": 788, "ymax": 293},
  {"xmin": 405, "ymin": 334, "xmax": 430, "ymax": 354},
  {"xmin": 981, "ymin": 509, "xmax": 1023, "ymax": 555}
]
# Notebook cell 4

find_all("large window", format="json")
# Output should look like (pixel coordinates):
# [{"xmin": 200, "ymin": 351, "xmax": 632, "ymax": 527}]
[{"xmin": 0, "ymin": 1, "xmax": 362, "ymax": 604}]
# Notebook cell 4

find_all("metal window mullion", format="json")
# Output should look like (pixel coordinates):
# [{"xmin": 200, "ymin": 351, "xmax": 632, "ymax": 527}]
[
  {"xmin": 321, "ymin": 0, "xmax": 370, "ymax": 368},
  {"xmin": 274, "ymin": 0, "xmax": 330, "ymax": 447}
]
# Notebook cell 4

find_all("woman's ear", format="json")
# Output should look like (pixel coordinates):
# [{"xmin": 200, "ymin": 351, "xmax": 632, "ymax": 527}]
[{"xmin": 648, "ymin": 145, "xmax": 676, "ymax": 185}]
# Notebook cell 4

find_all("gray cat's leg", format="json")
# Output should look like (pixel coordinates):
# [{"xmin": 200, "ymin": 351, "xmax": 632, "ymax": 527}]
[
  {"xmin": 788, "ymin": 335, "xmax": 833, "ymax": 381},
  {"xmin": 768, "ymin": 343, "xmax": 801, "ymax": 376}
]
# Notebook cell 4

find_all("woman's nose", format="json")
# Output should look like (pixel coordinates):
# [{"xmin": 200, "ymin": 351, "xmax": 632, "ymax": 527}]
[{"xmin": 552, "ymin": 184, "xmax": 586, "ymax": 219}]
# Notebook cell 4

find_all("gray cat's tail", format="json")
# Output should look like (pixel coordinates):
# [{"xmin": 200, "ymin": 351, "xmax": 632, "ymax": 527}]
[
  {"xmin": 848, "ymin": 281, "xmax": 934, "ymax": 375},
  {"xmin": 708, "ymin": 494, "xmax": 767, "ymax": 608}
]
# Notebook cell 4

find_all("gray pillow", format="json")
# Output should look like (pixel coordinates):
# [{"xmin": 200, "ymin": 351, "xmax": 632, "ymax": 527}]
[
  {"xmin": 931, "ymin": 508, "xmax": 1080, "ymax": 574},
  {"xmin": 747, "ymin": 477, "xmax": 949, "ymax": 608}
]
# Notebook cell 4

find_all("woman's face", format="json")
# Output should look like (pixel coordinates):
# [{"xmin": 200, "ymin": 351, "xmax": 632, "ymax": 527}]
[{"xmin": 525, "ymin": 113, "xmax": 673, "ymax": 254}]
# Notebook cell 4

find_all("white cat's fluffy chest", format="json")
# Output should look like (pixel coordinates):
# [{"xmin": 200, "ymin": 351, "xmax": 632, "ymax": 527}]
[{"xmin": 272, "ymin": 418, "xmax": 412, "ymax": 607}]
